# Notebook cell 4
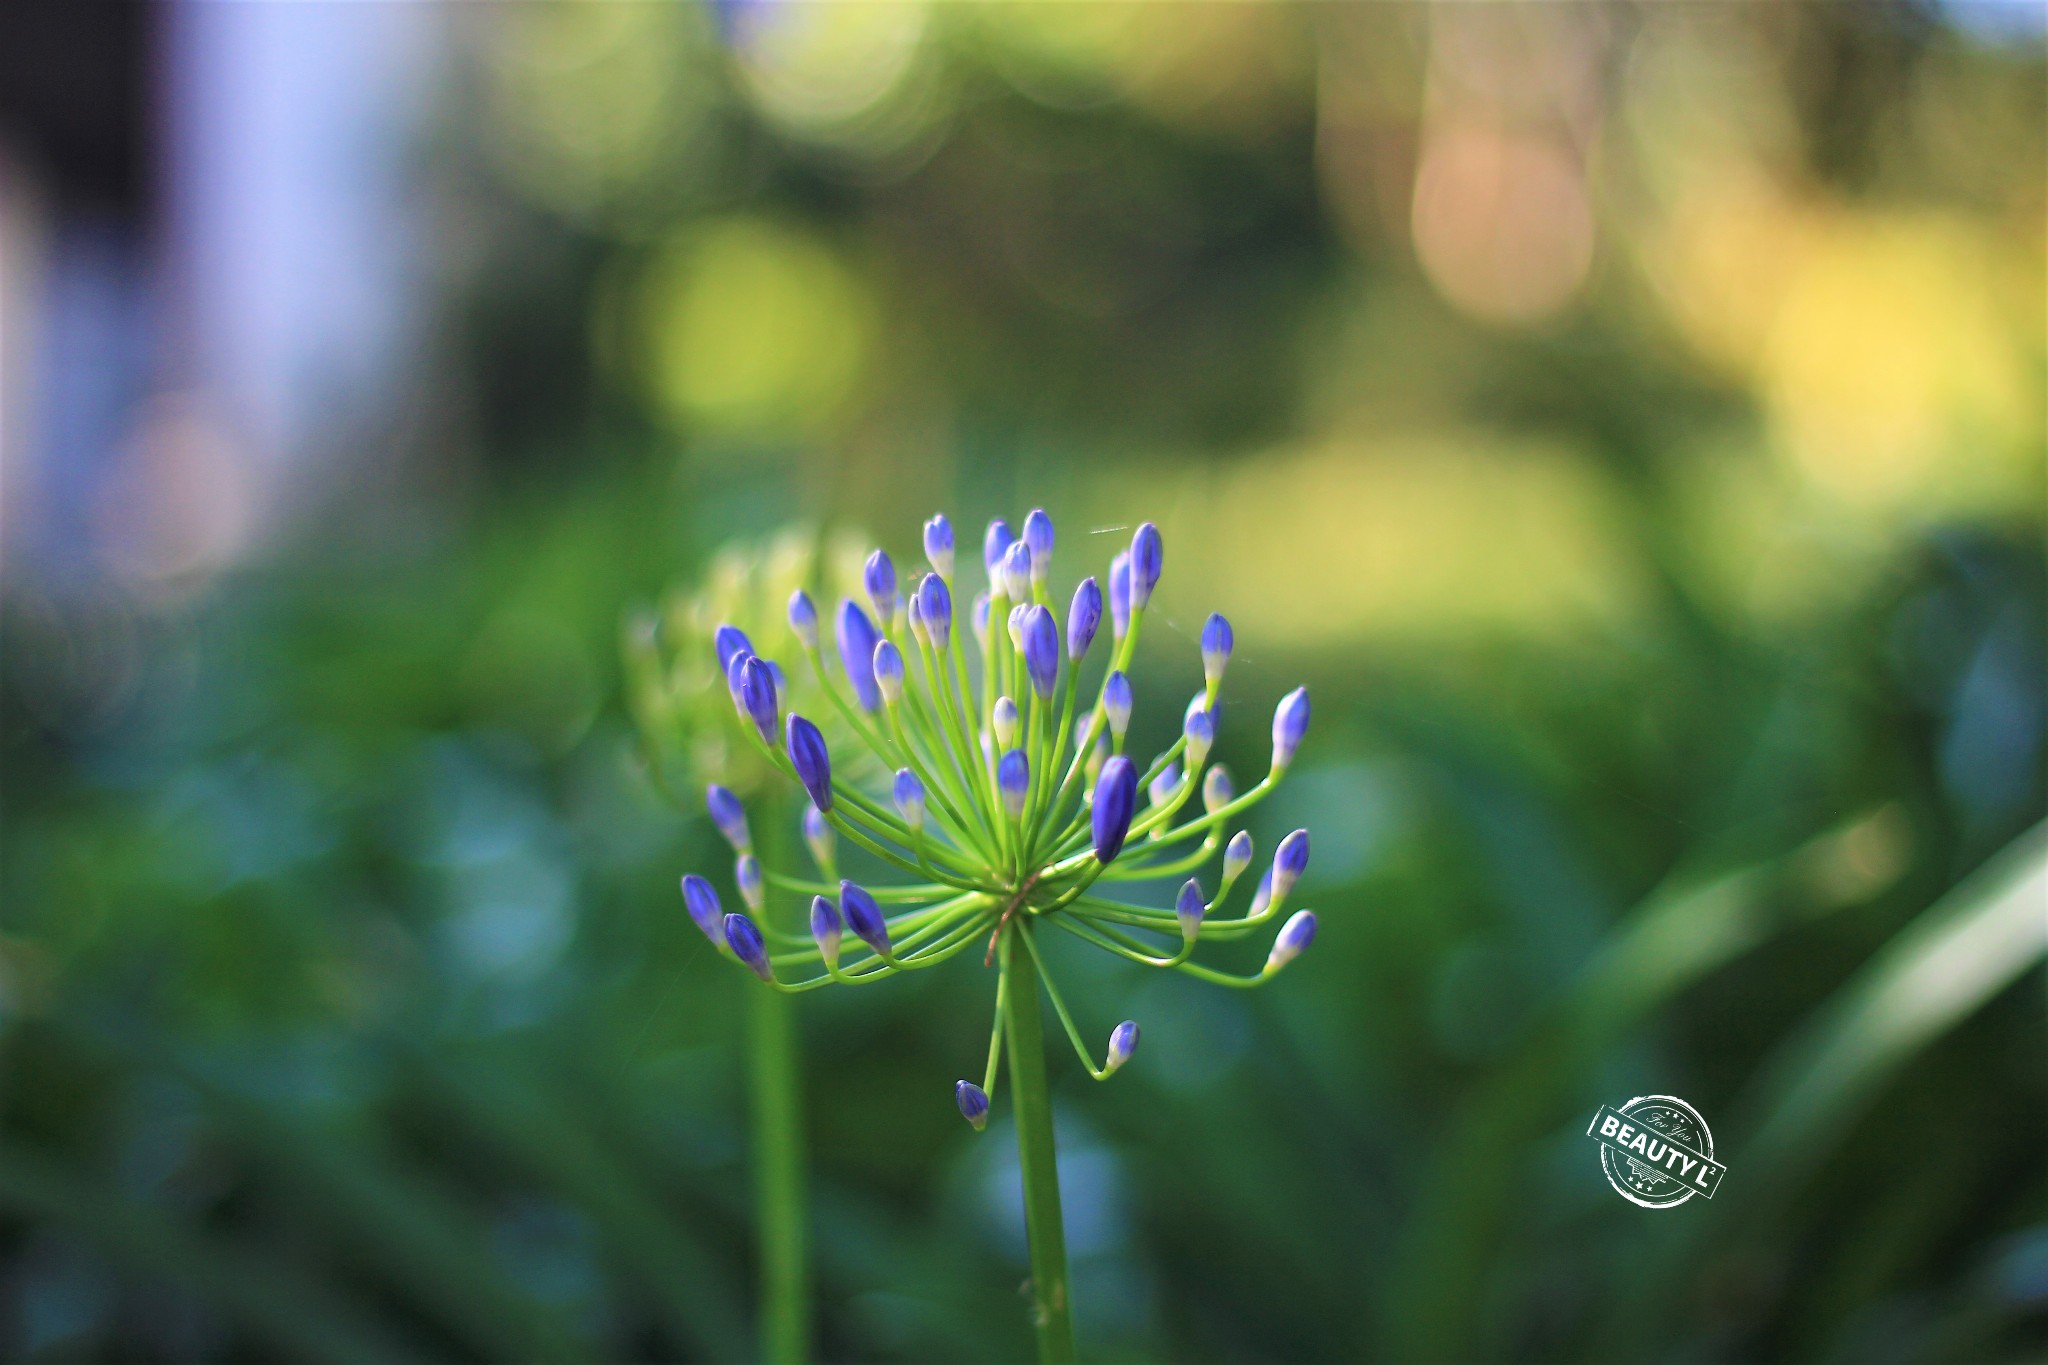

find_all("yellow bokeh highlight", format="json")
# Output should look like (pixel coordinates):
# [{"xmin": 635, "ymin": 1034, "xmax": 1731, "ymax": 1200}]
[{"xmin": 638, "ymin": 220, "xmax": 877, "ymax": 438}]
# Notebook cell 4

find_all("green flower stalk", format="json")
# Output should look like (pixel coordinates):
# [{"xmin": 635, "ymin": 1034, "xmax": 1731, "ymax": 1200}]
[{"xmin": 659, "ymin": 511, "xmax": 1319, "ymax": 1363}]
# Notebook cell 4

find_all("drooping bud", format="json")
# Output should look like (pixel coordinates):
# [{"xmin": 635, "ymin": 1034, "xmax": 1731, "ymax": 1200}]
[
  {"xmin": 1022, "ymin": 508, "xmax": 1054, "ymax": 585},
  {"xmin": 955, "ymin": 1080, "xmax": 990, "ymax": 1131},
  {"xmin": 681, "ymin": 874, "xmax": 726, "ymax": 947},
  {"xmin": 735, "ymin": 853, "xmax": 765, "ymax": 912},
  {"xmin": 839, "ymin": 880, "xmax": 890, "ymax": 956},
  {"xmin": 786, "ymin": 714, "xmax": 833, "ymax": 811},
  {"xmin": 1223, "ymin": 830, "xmax": 1254, "ymax": 883},
  {"xmin": 1200, "ymin": 613, "xmax": 1233, "ymax": 689},
  {"xmin": 872, "ymin": 639, "xmax": 905, "ymax": 706},
  {"xmin": 924, "ymin": 514, "xmax": 955, "ymax": 580},
  {"xmin": 1183, "ymin": 705, "xmax": 1214, "ymax": 769},
  {"xmin": 1000, "ymin": 540, "xmax": 1032, "ymax": 602},
  {"xmin": 893, "ymin": 768, "xmax": 927, "ymax": 830},
  {"xmin": 1175, "ymin": 878, "xmax": 1205, "ymax": 943},
  {"xmin": 705, "ymin": 785, "xmax": 750, "ymax": 852},
  {"xmin": 1068, "ymin": 577, "xmax": 1102, "ymax": 660},
  {"xmin": 787, "ymin": 590, "xmax": 819, "ymax": 649},
  {"xmin": 1103, "ymin": 671, "xmax": 1133, "ymax": 739},
  {"xmin": 1202, "ymin": 765, "xmax": 1234, "ymax": 815},
  {"xmin": 836, "ymin": 601, "xmax": 882, "ymax": 712},
  {"xmin": 1272, "ymin": 829, "xmax": 1310, "ymax": 903},
  {"xmin": 738, "ymin": 656, "xmax": 780, "ymax": 745},
  {"xmin": 971, "ymin": 593, "xmax": 991, "ymax": 647},
  {"xmin": 810, "ymin": 894, "xmax": 842, "ymax": 968},
  {"xmin": 1271, "ymin": 686, "xmax": 1310, "ymax": 772},
  {"xmin": 864, "ymin": 550, "xmax": 897, "ymax": 626},
  {"xmin": 917, "ymin": 572, "xmax": 953, "ymax": 648},
  {"xmin": 1105, "ymin": 1020, "xmax": 1139, "ymax": 1074},
  {"xmin": 1092, "ymin": 755, "xmax": 1138, "ymax": 863},
  {"xmin": 983, "ymin": 519, "xmax": 1014, "ymax": 587},
  {"xmin": 1023, "ymin": 605, "xmax": 1058, "ymax": 699},
  {"xmin": 1149, "ymin": 762, "xmax": 1181, "ymax": 810},
  {"xmin": 1265, "ymin": 910, "xmax": 1317, "ymax": 973},
  {"xmin": 803, "ymin": 803, "xmax": 835, "ymax": 871},
  {"xmin": 1108, "ymin": 552, "xmax": 1131, "ymax": 640},
  {"xmin": 993, "ymin": 696, "xmax": 1020, "ymax": 748},
  {"xmin": 724, "ymin": 912, "xmax": 773, "ymax": 981},
  {"xmin": 997, "ymin": 749, "xmax": 1030, "ymax": 819},
  {"xmin": 1129, "ymin": 522, "xmax": 1163, "ymax": 609},
  {"xmin": 714, "ymin": 624, "xmax": 755, "ymax": 675}
]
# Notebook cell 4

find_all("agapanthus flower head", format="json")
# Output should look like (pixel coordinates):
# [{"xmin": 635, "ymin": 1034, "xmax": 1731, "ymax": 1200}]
[
  {"xmin": 681, "ymin": 873, "xmax": 725, "ymax": 947},
  {"xmin": 706, "ymin": 784, "xmax": 751, "ymax": 852},
  {"xmin": 787, "ymin": 590, "xmax": 819, "ymax": 649},
  {"xmin": 1068, "ymin": 577, "xmax": 1102, "ymax": 660},
  {"xmin": 658, "ymin": 508, "xmax": 1319, "ymax": 1128},
  {"xmin": 1201, "ymin": 613, "xmax": 1233, "ymax": 690},
  {"xmin": 865, "ymin": 549, "xmax": 897, "ymax": 625},
  {"xmin": 924, "ymin": 514, "xmax": 955, "ymax": 580},
  {"xmin": 837, "ymin": 601, "xmax": 882, "ymax": 712},
  {"xmin": 1023, "ymin": 509, "xmax": 1054, "ymax": 584}
]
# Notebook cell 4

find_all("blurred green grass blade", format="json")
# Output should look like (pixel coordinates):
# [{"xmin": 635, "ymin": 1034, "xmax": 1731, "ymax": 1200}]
[{"xmin": 0, "ymin": 1142, "xmax": 438, "ymax": 1365}]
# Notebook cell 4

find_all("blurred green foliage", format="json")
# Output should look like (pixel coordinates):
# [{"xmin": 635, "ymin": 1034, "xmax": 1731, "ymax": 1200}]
[{"xmin": 4, "ymin": 3, "xmax": 2045, "ymax": 1361}]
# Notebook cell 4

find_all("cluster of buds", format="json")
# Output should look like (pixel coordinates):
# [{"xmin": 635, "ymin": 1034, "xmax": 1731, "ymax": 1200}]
[{"xmin": 664, "ymin": 511, "xmax": 1316, "ymax": 1128}]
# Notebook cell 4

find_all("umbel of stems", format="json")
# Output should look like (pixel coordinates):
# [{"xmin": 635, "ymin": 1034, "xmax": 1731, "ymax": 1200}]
[{"xmin": 676, "ymin": 511, "xmax": 1320, "ymax": 1361}]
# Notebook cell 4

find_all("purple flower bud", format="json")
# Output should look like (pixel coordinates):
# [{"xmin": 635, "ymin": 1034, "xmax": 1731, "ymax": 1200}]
[
  {"xmin": 788, "ymin": 590, "xmax": 819, "ymax": 649},
  {"xmin": 839, "ymin": 880, "xmax": 890, "ymax": 956},
  {"xmin": 924, "ymin": 514, "xmax": 955, "ymax": 579},
  {"xmin": 955, "ymin": 1079, "xmax": 989, "ymax": 1131},
  {"xmin": 917, "ymin": 572, "xmax": 953, "ymax": 647},
  {"xmin": 1183, "ymin": 705, "xmax": 1214, "ymax": 768},
  {"xmin": 1022, "ymin": 508, "xmax": 1054, "ymax": 584},
  {"xmin": 997, "ymin": 749, "xmax": 1030, "ymax": 818},
  {"xmin": 1273, "ymin": 829, "xmax": 1310, "ymax": 902},
  {"xmin": 725, "ymin": 647, "xmax": 753, "ymax": 705},
  {"xmin": 810, "ymin": 894, "xmax": 842, "ymax": 967},
  {"xmin": 984, "ymin": 519, "xmax": 1014, "ymax": 586},
  {"xmin": 738, "ymin": 656, "xmax": 779, "ymax": 744},
  {"xmin": 893, "ymin": 768, "xmax": 927, "ymax": 830},
  {"xmin": 705, "ymin": 785, "xmax": 751, "ymax": 852},
  {"xmin": 971, "ymin": 592, "xmax": 992, "ymax": 646},
  {"xmin": 993, "ymin": 696, "xmax": 1019, "ymax": 748},
  {"xmin": 873, "ymin": 638, "xmax": 905, "ymax": 706},
  {"xmin": 1092, "ymin": 755, "xmax": 1138, "ymax": 863},
  {"xmin": 724, "ymin": 912, "xmax": 773, "ymax": 981},
  {"xmin": 714, "ymin": 624, "xmax": 755, "ymax": 675},
  {"xmin": 1103, "ymin": 672, "xmax": 1133, "ymax": 739},
  {"xmin": 1224, "ymin": 831, "xmax": 1254, "ymax": 882},
  {"xmin": 1176, "ymin": 878, "xmax": 1205, "ymax": 943},
  {"xmin": 864, "ymin": 549, "xmax": 897, "ymax": 625},
  {"xmin": 1249, "ymin": 868, "xmax": 1273, "ymax": 916},
  {"xmin": 803, "ymin": 803, "xmax": 835, "ymax": 871},
  {"xmin": 836, "ymin": 601, "xmax": 882, "ymax": 711},
  {"xmin": 1202, "ymin": 765, "xmax": 1233, "ymax": 815},
  {"xmin": 1006, "ymin": 603, "xmax": 1029, "ymax": 652},
  {"xmin": 786, "ymin": 714, "xmax": 832, "ymax": 812},
  {"xmin": 1129, "ymin": 522, "xmax": 1163, "ymax": 609},
  {"xmin": 681, "ymin": 874, "xmax": 726, "ymax": 946},
  {"xmin": 1108, "ymin": 552, "xmax": 1131, "ymax": 640},
  {"xmin": 1271, "ymin": 686, "xmax": 1310, "ymax": 772},
  {"xmin": 1068, "ymin": 577, "xmax": 1102, "ymax": 660},
  {"xmin": 1149, "ymin": 762, "xmax": 1181, "ymax": 809},
  {"xmin": 1266, "ymin": 909, "xmax": 1317, "ymax": 972},
  {"xmin": 1000, "ymin": 540, "xmax": 1032, "ymax": 602},
  {"xmin": 907, "ymin": 592, "xmax": 928, "ymax": 646},
  {"xmin": 735, "ymin": 853, "xmax": 765, "ymax": 911},
  {"xmin": 1201, "ymin": 613, "xmax": 1233, "ymax": 688},
  {"xmin": 1023, "ymin": 605, "xmax": 1058, "ymax": 699},
  {"xmin": 1105, "ymin": 1019, "xmax": 1139, "ymax": 1074}
]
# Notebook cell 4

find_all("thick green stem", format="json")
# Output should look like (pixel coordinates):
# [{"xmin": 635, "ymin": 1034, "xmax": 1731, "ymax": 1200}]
[
  {"xmin": 748, "ymin": 983, "xmax": 810, "ymax": 1365},
  {"xmin": 1003, "ymin": 930, "xmax": 1077, "ymax": 1364}
]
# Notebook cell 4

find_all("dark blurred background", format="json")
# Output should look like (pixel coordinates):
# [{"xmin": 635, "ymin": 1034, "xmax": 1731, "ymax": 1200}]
[{"xmin": 1, "ymin": 3, "xmax": 2043, "ymax": 1361}]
